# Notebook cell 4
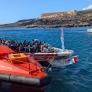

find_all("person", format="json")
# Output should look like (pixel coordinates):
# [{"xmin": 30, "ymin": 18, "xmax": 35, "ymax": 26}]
[{"xmin": 42, "ymin": 45, "xmax": 49, "ymax": 53}]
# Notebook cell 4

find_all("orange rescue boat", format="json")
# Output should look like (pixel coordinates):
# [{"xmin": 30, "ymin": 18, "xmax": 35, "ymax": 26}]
[{"xmin": 0, "ymin": 45, "xmax": 50, "ymax": 87}]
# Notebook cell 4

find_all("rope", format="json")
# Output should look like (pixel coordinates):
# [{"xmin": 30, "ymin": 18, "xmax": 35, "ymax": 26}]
[{"xmin": 45, "ymin": 54, "xmax": 56, "ymax": 72}]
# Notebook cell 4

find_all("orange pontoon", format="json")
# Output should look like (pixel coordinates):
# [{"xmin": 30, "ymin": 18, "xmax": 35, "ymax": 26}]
[{"xmin": 0, "ymin": 45, "xmax": 50, "ymax": 87}]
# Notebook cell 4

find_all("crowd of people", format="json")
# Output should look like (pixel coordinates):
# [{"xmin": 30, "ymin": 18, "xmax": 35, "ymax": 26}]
[{"xmin": 0, "ymin": 38, "xmax": 52, "ymax": 53}]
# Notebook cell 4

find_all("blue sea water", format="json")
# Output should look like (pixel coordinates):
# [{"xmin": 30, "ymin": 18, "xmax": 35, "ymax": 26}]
[{"xmin": 0, "ymin": 27, "xmax": 92, "ymax": 92}]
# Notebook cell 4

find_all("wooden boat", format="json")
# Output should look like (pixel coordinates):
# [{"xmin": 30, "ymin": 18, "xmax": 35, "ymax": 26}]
[
  {"xmin": 29, "ymin": 50, "xmax": 78, "ymax": 68},
  {"xmin": 30, "ymin": 48, "xmax": 73, "ymax": 61},
  {"xmin": 29, "ymin": 28, "xmax": 78, "ymax": 67}
]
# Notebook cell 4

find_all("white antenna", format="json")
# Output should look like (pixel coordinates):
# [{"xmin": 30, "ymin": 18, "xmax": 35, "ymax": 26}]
[{"xmin": 60, "ymin": 28, "xmax": 65, "ymax": 50}]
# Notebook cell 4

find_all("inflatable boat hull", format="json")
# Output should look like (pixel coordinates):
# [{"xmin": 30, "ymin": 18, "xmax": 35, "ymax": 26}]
[
  {"xmin": 0, "ymin": 45, "xmax": 50, "ymax": 87},
  {"xmin": 0, "ymin": 73, "xmax": 50, "ymax": 87}
]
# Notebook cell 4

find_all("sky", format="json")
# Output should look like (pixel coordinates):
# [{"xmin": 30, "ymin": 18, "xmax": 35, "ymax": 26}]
[{"xmin": 0, "ymin": 0, "xmax": 92, "ymax": 24}]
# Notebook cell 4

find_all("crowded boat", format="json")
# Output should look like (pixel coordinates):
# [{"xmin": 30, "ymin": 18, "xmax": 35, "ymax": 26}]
[
  {"xmin": 0, "ymin": 28, "xmax": 78, "ymax": 68},
  {"xmin": 0, "ymin": 38, "xmax": 51, "ymax": 53},
  {"xmin": 0, "ymin": 38, "xmax": 78, "ymax": 68}
]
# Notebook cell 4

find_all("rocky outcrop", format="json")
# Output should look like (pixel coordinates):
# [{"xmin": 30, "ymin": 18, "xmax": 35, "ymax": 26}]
[{"xmin": 0, "ymin": 9, "xmax": 92, "ymax": 28}]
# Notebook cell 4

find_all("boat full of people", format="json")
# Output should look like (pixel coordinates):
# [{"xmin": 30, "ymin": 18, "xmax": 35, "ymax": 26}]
[
  {"xmin": 29, "ymin": 28, "xmax": 78, "ymax": 67},
  {"xmin": 0, "ymin": 28, "xmax": 78, "ymax": 68}
]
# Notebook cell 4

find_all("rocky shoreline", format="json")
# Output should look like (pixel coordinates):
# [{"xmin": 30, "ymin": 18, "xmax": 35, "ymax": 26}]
[{"xmin": 0, "ymin": 9, "xmax": 92, "ymax": 28}]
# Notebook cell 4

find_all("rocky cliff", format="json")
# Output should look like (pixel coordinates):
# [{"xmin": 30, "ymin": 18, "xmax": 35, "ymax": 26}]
[{"xmin": 0, "ymin": 9, "xmax": 92, "ymax": 28}]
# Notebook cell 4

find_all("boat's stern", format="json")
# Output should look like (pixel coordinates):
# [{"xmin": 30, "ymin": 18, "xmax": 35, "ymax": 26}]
[{"xmin": 49, "ymin": 55, "xmax": 78, "ymax": 67}]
